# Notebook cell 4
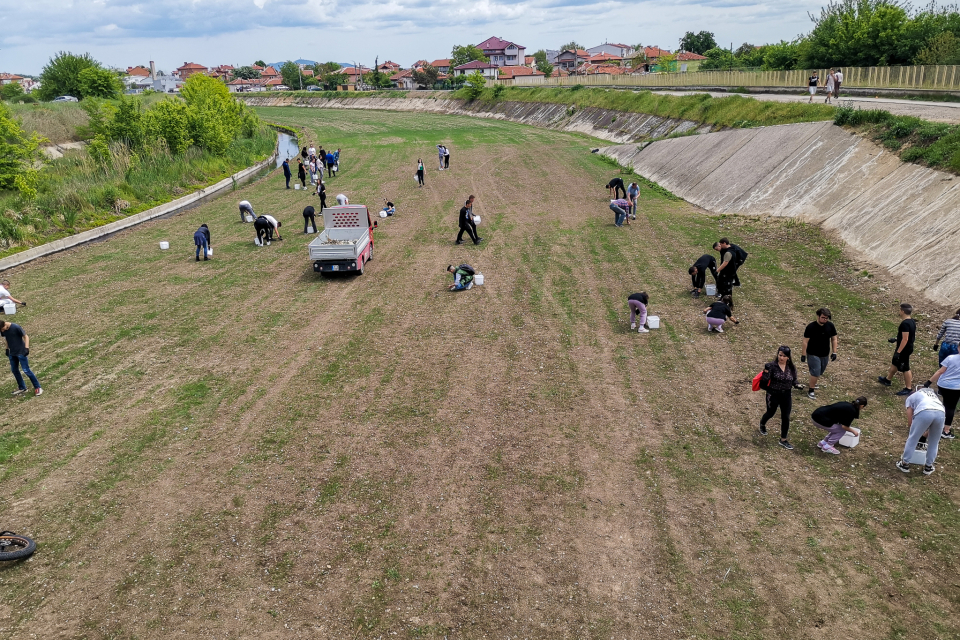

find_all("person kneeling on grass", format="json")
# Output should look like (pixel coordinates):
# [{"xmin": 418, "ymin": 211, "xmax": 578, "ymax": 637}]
[
  {"xmin": 812, "ymin": 396, "xmax": 868, "ymax": 455},
  {"xmin": 447, "ymin": 264, "xmax": 475, "ymax": 291},
  {"xmin": 704, "ymin": 295, "xmax": 739, "ymax": 333},
  {"xmin": 896, "ymin": 387, "xmax": 945, "ymax": 476},
  {"xmin": 627, "ymin": 292, "xmax": 649, "ymax": 333}
]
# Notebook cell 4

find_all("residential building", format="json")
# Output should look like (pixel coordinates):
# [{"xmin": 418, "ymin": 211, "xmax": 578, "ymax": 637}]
[
  {"xmin": 411, "ymin": 60, "xmax": 429, "ymax": 70},
  {"xmin": 208, "ymin": 65, "xmax": 234, "ymax": 81},
  {"xmin": 497, "ymin": 66, "xmax": 545, "ymax": 80},
  {"xmin": 544, "ymin": 50, "xmax": 560, "ymax": 65},
  {"xmin": 391, "ymin": 69, "xmax": 416, "ymax": 90},
  {"xmin": 453, "ymin": 60, "xmax": 499, "ymax": 79},
  {"xmin": 261, "ymin": 66, "xmax": 280, "ymax": 80},
  {"xmin": 125, "ymin": 66, "xmax": 151, "ymax": 77},
  {"xmin": 429, "ymin": 59, "xmax": 451, "ymax": 75},
  {"xmin": 588, "ymin": 53, "xmax": 623, "ymax": 65},
  {"xmin": 378, "ymin": 61, "xmax": 401, "ymax": 72},
  {"xmin": 587, "ymin": 43, "xmax": 635, "ymax": 59},
  {"xmin": 677, "ymin": 51, "xmax": 708, "ymax": 72},
  {"xmin": 556, "ymin": 49, "xmax": 589, "ymax": 72},
  {"xmin": 578, "ymin": 63, "xmax": 627, "ymax": 76},
  {"xmin": 476, "ymin": 36, "xmax": 525, "ymax": 67},
  {"xmin": 175, "ymin": 62, "xmax": 209, "ymax": 79},
  {"xmin": 153, "ymin": 74, "xmax": 183, "ymax": 93},
  {"xmin": 226, "ymin": 78, "xmax": 257, "ymax": 93},
  {"xmin": 524, "ymin": 56, "xmax": 536, "ymax": 67}
]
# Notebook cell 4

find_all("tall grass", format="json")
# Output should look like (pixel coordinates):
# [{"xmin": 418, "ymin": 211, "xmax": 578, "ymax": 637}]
[
  {"xmin": 448, "ymin": 86, "xmax": 838, "ymax": 128},
  {"xmin": 0, "ymin": 126, "xmax": 276, "ymax": 255},
  {"xmin": 835, "ymin": 104, "xmax": 960, "ymax": 172},
  {"xmin": 8, "ymin": 102, "xmax": 90, "ymax": 144}
]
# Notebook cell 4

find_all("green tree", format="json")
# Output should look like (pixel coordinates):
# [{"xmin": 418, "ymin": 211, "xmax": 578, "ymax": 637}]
[
  {"xmin": 761, "ymin": 40, "xmax": 804, "ymax": 70},
  {"xmin": 679, "ymin": 31, "xmax": 717, "ymax": 55},
  {"xmin": 0, "ymin": 103, "xmax": 45, "ymax": 190},
  {"xmin": 37, "ymin": 51, "xmax": 100, "ymax": 100},
  {"xmin": 412, "ymin": 64, "xmax": 439, "ymax": 87},
  {"xmin": 463, "ymin": 70, "xmax": 487, "ymax": 99},
  {"xmin": 232, "ymin": 66, "xmax": 262, "ymax": 80},
  {"xmin": 279, "ymin": 61, "xmax": 303, "ymax": 90},
  {"xmin": 148, "ymin": 99, "xmax": 192, "ymax": 154},
  {"xmin": 180, "ymin": 74, "xmax": 246, "ymax": 154},
  {"xmin": 108, "ymin": 96, "xmax": 148, "ymax": 149},
  {"xmin": 914, "ymin": 30, "xmax": 960, "ymax": 64},
  {"xmin": 0, "ymin": 83, "xmax": 26, "ymax": 101},
  {"xmin": 734, "ymin": 43, "xmax": 766, "ymax": 67},
  {"xmin": 450, "ymin": 45, "xmax": 489, "ymax": 69},
  {"xmin": 253, "ymin": 60, "xmax": 267, "ymax": 67},
  {"xmin": 559, "ymin": 41, "xmax": 584, "ymax": 52},
  {"xmin": 699, "ymin": 47, "xmax": 739, "ymax": 70},
  {"xmin": 532, "ymin": 50, "xmax": 554, "ymax": 77},
  {"xmin": 800, "ymin": 0, "xmax": 913, "ymax": 68},
  {"xmin": 78, "ymin": 67, "xmax": 123, "ymax": 99},
  {"xmin": 312, "ymin": 62, "xmax": 345, "ymax": 90}
]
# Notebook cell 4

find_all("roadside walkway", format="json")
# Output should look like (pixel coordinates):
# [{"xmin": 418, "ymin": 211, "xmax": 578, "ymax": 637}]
[{"xmin": 651, "ymin": 90, "xmax": 960, "ymax": 123}]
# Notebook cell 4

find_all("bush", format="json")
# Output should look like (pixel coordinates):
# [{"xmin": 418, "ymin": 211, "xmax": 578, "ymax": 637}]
[{"xmin": 0, "ymin": 103, "xmax": 45, "ymax": 190}]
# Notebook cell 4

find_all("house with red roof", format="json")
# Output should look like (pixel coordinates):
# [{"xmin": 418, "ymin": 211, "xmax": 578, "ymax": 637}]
[
  {"xmin": 556, "ymin": 49, "xmax": 590, "ymax": 72},
  {"xmin": 578, "ymin": 63, "xmax": 628, "ymax": 76},
  {"xmin": 497, "ymin": 66, "xmax": 545, "ymax": 80},
  {"xmin": 587, "ymin": 43, "xmax": 635, "ymax": 59},
  {"xmin": 260, "ymin": 66, "xmax": 280, "ymax": 78},
  {"xmin": 429, "ymin": 59, "xmax": 451, "ymax": 74},
  {"xmin": 588, "ymin": 52, "xmax": 623, "ymax": 65},
  {"xmin": 453, "ymin": 60, "xmax": 499, "ymax": 79},
  {"xmin": 677, "ymin": 51, "xmax": 708, "ymax": 72},
  {"xmin": 476, "ymin": 36, "xmax": 525, "ymax": 67},
  {"xmin": 125, "ymin": 66, "xmax": 151, "ymax": 77},
  {"xmin": 524, "ymin": 56, "xmax": 536, "ymax": 67},
  {"xmin": 378, "ymin": 61, "xmax": 401, "ymax": 72},
  {"xmin": 175, "ymin": 62, "xmax": 208, "ymax": 79}
]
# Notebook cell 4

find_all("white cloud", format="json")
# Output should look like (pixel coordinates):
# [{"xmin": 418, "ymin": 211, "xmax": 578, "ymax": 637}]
[{"xmin": 1, "ymin": 0, "xmax": 826, "ymax": 74}]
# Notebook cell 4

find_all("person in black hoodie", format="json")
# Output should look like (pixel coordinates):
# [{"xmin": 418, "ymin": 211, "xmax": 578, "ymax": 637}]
[
  {"xmin": 302, "ymin": 206, "xmax": 318, "ymax": 234},
  {"xmin": 193, "ymin": 223, "xmax": 211, "ymax": 261},
  {"xmin": 758, "ymin": 345, "xmax": 803, "ymax": 450},
  {"xmin": 316, "ymin": 181, "xmax": 327, "ymax": 213},
  {"xmin": 297, "ymin": 158, "xmax": 307, "ymax": 189},
  {"xmin": 455, "ymin": 196, "xmax": 481, "ymax": 245},
  {"xmin": 688, "ymin": 254, "xmax": 718, "ymax": 298}
]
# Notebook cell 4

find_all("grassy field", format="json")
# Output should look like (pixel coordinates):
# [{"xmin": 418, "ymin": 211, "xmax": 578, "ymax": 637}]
[{"xmin": 0, "ymin": 106, "xmax": 956, "ymax": 640}]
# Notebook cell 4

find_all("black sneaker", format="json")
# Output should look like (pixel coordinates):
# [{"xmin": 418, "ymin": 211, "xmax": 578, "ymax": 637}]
[
  {"xmin": 778, "ymin": 439, "xmax": 794, "ymax": 450},
  {"xmin": 455, "ymin": 240, "xmax": 463, "ymax": 245},
  {"xmin": 942, "ymin": 430, "xmax": 956, "ymax": 440},
  {"xmin": 692, "ymin": 291, "xmax": 700, "ymax": 298},
  {"xmin": 923, "ymin": 464, "xmax": 935, "ymax": 476},
  {"xmin": 807, "ymin": 390, "xmax": 816, "ymax": 400},
  {"xmin": 895, "ymin": 460, "xmax": 911, "ymax": 473},
  {"xmin": 895, "ymin": 388, "xmax": 911, "ymax": 396},
  {"xmin": 877, "ymin": 376, "xmax": 892, "ymax": 386},
  {"xmin": 759, "ymin": 424, "xmax": 768, "ymax": 436}
]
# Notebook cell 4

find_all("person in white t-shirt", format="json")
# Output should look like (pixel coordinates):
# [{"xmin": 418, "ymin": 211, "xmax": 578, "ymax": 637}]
[
  {"xmin": 896, "ymin": 387, "xmax": 945, "ymax": 475},
  {"xmin": 833, "ymin": 68, "xmax": 843, "ymax": 98},
  {"xmin": 263, "ymin": 214, "xmax": 283, "ymax": 240},
  {"xmin": 925, "ymin": 353, "xmax": 960, "ymax": 441},
  {"xmin": 307, "ymin": 145, "xmax": 316, "ymax": 158},
  {"xmin": 0, "ymin": 280, "xmax": 25, "ymax": 311},
  {"xmin": 336, "ymin": 194, "xmax": 349, "ymax": 206}
]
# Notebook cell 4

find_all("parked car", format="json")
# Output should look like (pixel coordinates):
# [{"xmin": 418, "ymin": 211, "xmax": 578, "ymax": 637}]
[
  {"xmin": 306, "ymin": 86, "xmax": 324, "ymax": 91},
  {"xmin": 52, "ymin": 96, "xmax": 78, "ymax": 102}
]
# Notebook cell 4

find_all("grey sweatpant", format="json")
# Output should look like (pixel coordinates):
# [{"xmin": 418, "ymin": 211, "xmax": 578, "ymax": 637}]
[{"xmin": 902, "ymin": 409, "xmax": 945, "ymax": 467}]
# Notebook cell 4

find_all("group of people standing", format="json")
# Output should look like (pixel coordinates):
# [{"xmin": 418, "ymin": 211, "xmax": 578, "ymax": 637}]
[
  {"xmin": 606, "ymin": 177, "xmax": 641, "ymax": 228},
  {"xmin": 808, "ymin": 68, "xmax": 843, "ymax": 103}
]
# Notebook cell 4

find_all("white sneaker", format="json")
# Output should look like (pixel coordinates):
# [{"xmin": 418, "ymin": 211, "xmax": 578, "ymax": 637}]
[
  {"xmin": 715, "ymin": 326, "xmax": 724, "ymax": 333},
  {"xmin": 630, "ymin": 323, "xmax": 637, "ymax": 330},
  {"xmin": 638, "ymin": 327, "xmax": 649, "ymax": 333},
  {"xmin": 267, "ymin": 241, "xmax": 271, "ymax": 246}
]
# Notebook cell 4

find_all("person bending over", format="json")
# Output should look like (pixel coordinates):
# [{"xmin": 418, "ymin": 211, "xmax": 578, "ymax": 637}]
[
  {"xmin": 0, "ymin": 280, "xmax": 26, "ymax": 311},
  {"xmin": 239, "ymin": 200, "xmax": 255, "ymax": 223},
  {"xmin": 193, "ymin": 223, "xmax": 211, "ymax": 261},
  {"xmin": 605, "ymin": 177, "xmax": 626, "ymax": 199},
  {"xmin": 447, "ymin": 264, "xmax": 475, "ymax": 291},
  {"xmin": 812, "ymin": 397, "xmax": 868, "ymax": 455},
  {"xmin": 704, "ymin": 295, "xmax": 739, "ymax": 333},
  {"xmin": 303, "ymin": 206, "xmax": 318, "ymax": 234},
  {"xmin": 688, "ymin": 254, "xmax": 717, "ymax": 298},
  {"xmin": 254, "ymin": 216, "xmax": 274, "ymax": 246},
  {"xmin": 627, "ymin": 292, "xmax": 649, "ymax": 333}
]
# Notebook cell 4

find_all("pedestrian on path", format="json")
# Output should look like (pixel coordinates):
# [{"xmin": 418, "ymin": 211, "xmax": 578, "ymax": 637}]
[
  {"xmin": 924, "ymin": 353, "xmax": 960, "ymax": 440},
  {"xmin": 282, "ymin": 158, "xmax": 292, "ymax": 189},
  {"xmin": 416, "ymin": 158, "xmax": 425, "ymax": 187},
  {"xmin": 297, "ymin": 158, "xmax": 307, "ymax": 189},
  {"xmin": 933, "ymin": 307, "xmax": 960, "ymax": 365},
  {"xmin": 878, "ymin": 303, "xmax": 916, "ymax": 396},
  {"xmin": 703, "ymin": 295, "xmax": 739, "ymax": 333},
  {"xmin": 896, "ymin": 387, "xmax": 945, "ymax": 475},
  {"xmin": 627, "ymin": 292, "xmax": 649, "ymax": 333},
  {"xmin": 609, "ymin": 199, "xmax": 630, "ymax": 227},
  {"xmin": 688, "ymin": 254, "xmax": 718, "ymax": 299},
  {"xmin": 801, "ymin": 307, "xmax": 838, "ymax": 400},
  {"xmin": 758, "ymin": 345, "xmax": 800, "ymax": 450},
  {"xmin": 807, "ymin": 71, "xmax": 819, "ymax": 103},
  {"xmin": 813, "ymin": 397, "xmax": 868, "ymax": 455},
  {"xmin": 834, "ymin": 68, "xmax": 843, "ymax": 98},
  {"xmin": 303, "ymin": 205, "xmax": 318, "ymax": 234},
  {"xmin": 193, "ymin": 223, "xmax": 211, "ymax": 261},
  {"xmin": 606, "ymin": 177, "xmax": 627, "ymax": 199},
  {"xmin": 0, "ymin": 320, "xmax": 41, "ymax": 396},
  {"xmin": 824, "ymin": 70, "xmax": 836, "ymax": 104}
]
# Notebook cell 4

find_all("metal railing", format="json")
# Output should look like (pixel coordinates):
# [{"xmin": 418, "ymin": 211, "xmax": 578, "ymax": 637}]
[{"xmin": 492, "ymin": 65, "xmax": 960, "ymax": 91}]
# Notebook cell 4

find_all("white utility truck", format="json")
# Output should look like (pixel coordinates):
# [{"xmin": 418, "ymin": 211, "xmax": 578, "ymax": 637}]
[{"xmin": 308, "ymin": 205, "xmax": 376, "ymax": 275}]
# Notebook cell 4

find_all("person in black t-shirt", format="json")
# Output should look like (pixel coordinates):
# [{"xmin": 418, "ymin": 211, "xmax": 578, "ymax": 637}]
[
  {"xmin": 455, "ymin": 196, "xmax": 481, "ymax": 245},
  {"xmin": 605, "ymin": 177, "xmax": 626, "ymax": 199},
  {"xmin": 878, "ymin": 303, "xmax": 916, "ymax": 396},
  {"xmin": 801, "ymin": 307, "xmax": 838, "ymax": 400},
  {"xmin": 688, "ymin": 254, "xmax": 718, "ymax": 298},
  {"xmin": 0, "ymin": 320, "xmax": 41, "ymax": 396},
  {"xmin": 812, "ymin": 397, "xmax": 867, "ymax": 455},
  {"xmin": 703, "ymin": 295, "xmax": 739, "ymax": 333}
]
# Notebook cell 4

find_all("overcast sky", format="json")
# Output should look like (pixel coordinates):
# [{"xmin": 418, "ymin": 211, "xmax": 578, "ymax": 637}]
[{"xmin": 1, "ymin": 0, "xmax": 826, "ymax": 75}]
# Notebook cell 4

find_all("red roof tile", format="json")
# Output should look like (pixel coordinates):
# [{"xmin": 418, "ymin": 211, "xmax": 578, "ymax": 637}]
[{"xmin": 477, "ymin": 36, "xmax": 525, "ymax": 50}]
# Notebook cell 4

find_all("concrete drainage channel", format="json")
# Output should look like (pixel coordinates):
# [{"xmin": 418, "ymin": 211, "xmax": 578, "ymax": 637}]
[
  {"xmin": 600, "ymin": 120, "xmax": 960, "ymax": 305},
  {"xmin": 0, "ymin": 128, "xmax": 294, "ymax": 273}
]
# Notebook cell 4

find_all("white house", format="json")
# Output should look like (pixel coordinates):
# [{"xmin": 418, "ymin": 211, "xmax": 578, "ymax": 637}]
[
  {"xmin": 587, "ymin": 43, "xmax": 635, "ymax": 59},
  {"xmin": 476, "ymin": 36, "xmax": 526, "ymax": 67},
  {"xmin": 453, "ymin": 60, "xmax": 499, "ymax": 79}
]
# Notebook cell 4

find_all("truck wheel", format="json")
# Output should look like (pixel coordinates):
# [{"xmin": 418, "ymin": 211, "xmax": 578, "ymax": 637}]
[
  {"xmin": 358, "ymin": 259, "xmax": 365, "ymax": 275},
  {"xmin": 367, "ymin": 246, "xmax": 373, "ymax": 262}
]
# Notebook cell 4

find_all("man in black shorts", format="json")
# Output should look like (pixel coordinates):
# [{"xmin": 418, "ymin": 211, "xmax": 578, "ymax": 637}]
[
  {"xmin": 801, "ymin": 307, "xmax": 838, "ymax": 400},
  {"xmin": 878, "ymin": 303, "xmax": 916, "ymax": 396},
  {"xmin": 688, "ymin": 254, "xmax": 717, "ymax": 298}
]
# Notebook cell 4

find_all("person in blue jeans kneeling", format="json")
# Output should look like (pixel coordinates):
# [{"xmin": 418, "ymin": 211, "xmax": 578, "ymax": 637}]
[{"xmin": 0, "ymin": 320, "xmax": 41, "ymax": 396}]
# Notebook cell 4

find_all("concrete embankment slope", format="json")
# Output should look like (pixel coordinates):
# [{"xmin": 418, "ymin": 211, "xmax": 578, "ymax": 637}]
[
  {"xmin": 600, "ymin": 121, "xmax": 960, "ymax": 304},
  {"xmin": 243, "ymin": 95, "xmax": 713, "ymax": 144}
]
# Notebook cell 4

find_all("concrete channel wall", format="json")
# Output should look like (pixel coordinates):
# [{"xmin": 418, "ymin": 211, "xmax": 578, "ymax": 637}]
[
  {"xmin": 242, "ymin": 95, "xmax": 713, "ymax": 145},
  {"xmin": 600, "ymin": 121, "xmax": 960, "ymax": 305}
]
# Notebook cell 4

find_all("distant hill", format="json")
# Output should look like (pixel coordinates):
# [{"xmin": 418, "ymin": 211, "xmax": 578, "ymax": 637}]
[{"xmin": 265, "ymin": 59, "xmax": 319, "ymax": 69}]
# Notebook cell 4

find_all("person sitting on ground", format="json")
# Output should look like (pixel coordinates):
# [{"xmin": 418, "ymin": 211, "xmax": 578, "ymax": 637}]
[
  {"xmin": 896, "ymin": 386, "xmax": 945, "ymax": 475},
  {"xmin": 704, "ymin": 295, "xmax": 739, "ymax": 333},
  {"xmin": 382, "ymin": 201, "xmax": 396, "ymax": 217},
  {"xmin": 447, "ymin": 264, "xmax": 475, "ymax": 291},
  {"xmin": 239, "ymin": 200, "xmax": 255, "ymax": 223},
  {"xmin": 0, "ymin": 280, "xmax": 25, "ymax": 311},
  {"xmin": 254, "ymin": 216, "xmax": 274, "ymax": 246},
  {"xmin": 812, "ymin": 397, "xmax": 868, "ymax": 455},
  {"xmin": 303, "ymin": 206, "xmax": 318, "ymax": 234},
  {"xmin": 688, "ymin": 254, "xmax": 718, "ymax": 298},
  {"xmin": 605, "ymin": 177, "xmax": 626, "ymax": 199},
  {"xmin": 627, "ymin": 292, "xmax": 649, "ymax": 333},
  {"xmin": 336, "ymin": 193, "xmax": 349, "ymax": 206},
  {"xmin": 193, "ymin": 223, "xmax": 211, "ymax": 261}
]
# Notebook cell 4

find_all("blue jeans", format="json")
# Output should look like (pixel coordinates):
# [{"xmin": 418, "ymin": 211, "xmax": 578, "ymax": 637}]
[
  {"xmin": 610, "ymin": 204, "xmax": 627, "ymax": 227},
  {"xmin": 9, "ymin": 354, "xmax": 39, "ymax": 390},
  {"xmin": 195, "ymin": 238, "xmax": 208, "ymax": 259},
  {"xmin": 939, "ymin": 342, "xmax": 958, "ymax": 365}
]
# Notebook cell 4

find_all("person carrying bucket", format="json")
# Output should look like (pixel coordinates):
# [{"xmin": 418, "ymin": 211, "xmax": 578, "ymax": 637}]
[{"xmin": 447, "ymin": 264, "xmax": 475, "ymax": 291}]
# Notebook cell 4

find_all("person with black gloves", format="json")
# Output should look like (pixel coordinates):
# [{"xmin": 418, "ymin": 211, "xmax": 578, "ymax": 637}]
[
  {"xmin": 0, "ymin": 320, "xmax": 41, "ymax": 396},
  {"xmin": 801, "ymin": 307, "xmax": 838, "ymax": 400},
  {"xmin": 878, "ymin": 303, "xmax": 916, "ymax": 396},
  {"xmin": 688, "ymin": 254, "xmax": 718, "ymax": 298},
  {"xmin": 0, "ymin": 280, "xmax": 26, "ymax": 313}
]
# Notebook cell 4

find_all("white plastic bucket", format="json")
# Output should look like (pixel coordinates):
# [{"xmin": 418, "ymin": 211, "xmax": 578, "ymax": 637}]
[
  {"xmin": 306, "ymin": 225, "xmax": 314, "ymax": 233},
  {"xmin": 838, "ymin": 431, "xmax": 860, "ymax": 448},
  {"xmin": 705, "ymin": 284, "xmax": 717, "ymax": 296},
  {"xmin": 245, "ymin": 214, "xmax": 254, "ymax": 223},
  {"xmin": 647, "ymin": 316, "xmax": 660, "ymax": 329},
  {"xmin": 906, "ymin": 448, "xmax": 927, "ymax": 464},
  {"xmin": 379, "ymin": 211, "xmax": 387, "ymax": 218},
  {"xmin": 475, "ymin": 274, "xmax": 484, "ymax": 285},
  {"xmin": 473, "ymin": 215, "xmax": 481, "ymax": 225},
  {"xmin": 294, "ymin": 184, "xmax": 301, "ymax": 190},
  {"xmin": 159, "ymin": 241, "xmax": 169, "ymax": 250},
  {"xmin": 206, "ymin": 247, "xmax": 213, "ymax": 258},
  {"xmin": 3, "ymin": 303, "xmax": 15, "ymax": 315}
]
